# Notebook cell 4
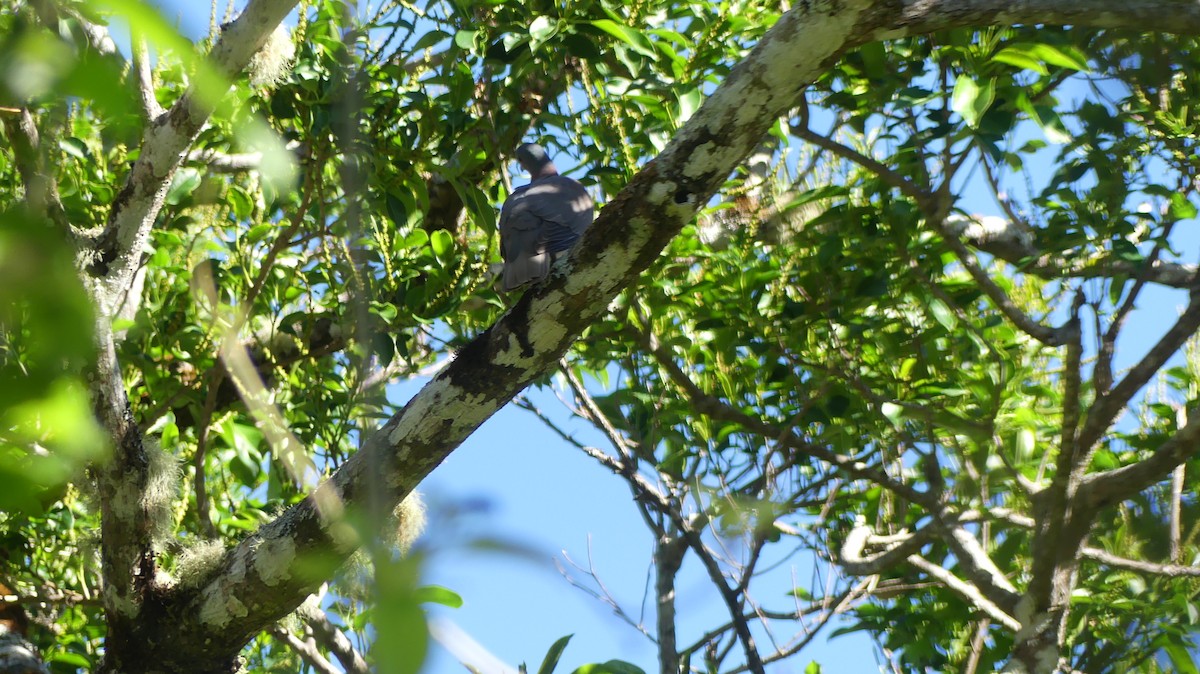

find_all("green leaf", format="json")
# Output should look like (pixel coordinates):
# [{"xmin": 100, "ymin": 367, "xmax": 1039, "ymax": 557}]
[
  {"xmin": 992, "ymin": 47, "xmax": 1049, "ymax": 75},
  {"xmin": 244, "ymin": 223, "xmax": 273, "ymax": 244},
  {"xmin": 572, "ymin": 661, "xmax": 645, "ymax": 674},
  {"xmin": 1021, "ymin": 43, "xmax": 1090, "ymax": 72},
  {"xmin": 415, "ymin": 585, "xmax": 464, "ymax": 608},
  {"xmin": 1112, "ymin": 238, "xmax": 1142, "ymax": 263},
  {"xmin": 1016, "ymin": 428, "xmax": 1035, "ymax": 460},
  {"xmin": 530, "ymin": 17, "xmax": 559, "ymax": 46},
  {"xmin": 951, "ymin": 75, "xmax": 994, "ymax": 128},
  {"xmin": 454, "ymin": 30, "xmax": 477, "ymax": 51},
  {"xmin": 805, "ymin": 662, "xmax": 822, "ymax": 674},
  {"xmin": 431, "ymin": 229, "xmax": 454, "ymax": 258},
  {"xmin": 881, "ymin": 402, "xmax": 903, "ymax": 426},
  {"xmin": 1164, "ymin": 643, "xmax": 1200, "ymax": 674},
  {"xmin": 166, "ymin": 168, "xmax": 203, "ymax": 206},
  {"xmin": 589, "ymin": 20, "xmax": 656, "ymax": 59},
  {"xmin": 59, "ymin": 137, "xmax": 91, "ymax": 161},
  {"xmin": 412, "ymin": 30, "xmax": 450, "ymax": 51},
  {"xmin": 928, "ymin": 298, "xmax": 958, "ymax": 331},
  {"xmin": 228, "ymin": 186, "xmax": 254, "ymax": 220},
  {"xmin": 676, "ymin": 87, "xmax": 701, "ymax": 123},
  {"xmin": 1170, "ymin": 192, "xmax": 1198, "ymax": 220},
  {"xmin": 537, "ymin": 634, "xmax": 573, "ymax": 674}
]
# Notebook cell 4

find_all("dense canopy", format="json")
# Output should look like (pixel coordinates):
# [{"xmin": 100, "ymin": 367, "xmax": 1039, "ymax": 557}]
[{"xmin": 3, "ymin": 0, "xmax": 1200, "ymax": 672}]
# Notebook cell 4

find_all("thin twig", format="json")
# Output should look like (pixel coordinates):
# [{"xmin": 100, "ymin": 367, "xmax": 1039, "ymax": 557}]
[
  {"xmin": 268, "ymin": 625, "xmax": 340, "ymax": 674},
  {"xmin": 1078, "ymin": 286, "xmax": 1200, "ymax": 450},
  {"xmin": 906, "ymin": 555, "xmax": 1020, "ymax": 631},
  {"xmin": 1095, "ymin": 222, "xmax": 1177, "ymax": 392},
  {"xmin": 1081, "ymin": 547, "xmax": 1200, "ymax": 577},
  {"xmin": 298, "ymin": 605, "xmax": 369, "ymax": 674},
  {"xmin": 132, "ymin": 33, "xmax": 163, "ymax": 120}
]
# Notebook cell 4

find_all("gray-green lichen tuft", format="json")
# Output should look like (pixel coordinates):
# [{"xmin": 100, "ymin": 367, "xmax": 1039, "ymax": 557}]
[
  {"xmin": 143, "ymin": 438, "xmax": 180, "ymax": 550},
  {"xmin": 247, "ymin": 24, "xmax": 295, "ymax": 88},
  {"xmin": 389, "ymin": 491, "xmax": 427, "ymax": 555},
  {"xmin": 176, "ymin": 539, "xmax": 227, "ymax": 590}
]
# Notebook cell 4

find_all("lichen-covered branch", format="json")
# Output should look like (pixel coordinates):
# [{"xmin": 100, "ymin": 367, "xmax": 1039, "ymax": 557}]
[{"xmin": 88, "ymin": 0, "xmax": 300, "ymax": 315}]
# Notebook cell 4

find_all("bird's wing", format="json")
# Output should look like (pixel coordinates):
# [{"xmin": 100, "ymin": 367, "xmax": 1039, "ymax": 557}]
[
  {"xmin": 498, "ymin": 177, "xmax": 594, "ymax": 291},
  {"xmin": 499, "ymin": 187, "xmax": 550, "ymax": 291},
  {"xmin": 522, "ymin": 176, "xmax": 594, "ymax": 238}
]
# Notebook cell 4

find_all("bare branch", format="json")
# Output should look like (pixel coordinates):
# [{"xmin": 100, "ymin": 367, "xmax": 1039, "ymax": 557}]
[
  {"xmin": 936, "ymin": 218, "xmax": 1067, "ymax": 346},
  {"xmin": 268, "ymin": 625, "xmax": 341, "ymax": 674},
  {"xmin": 892, "ymin": 0, "xmax": 1200, "ymax": 34},
  {"xmin": 905, "ymin": 555, "xmax": 1020, "ymax": 632},
  {"xmin": 654, "ymin": 534, "xmax": 687, "ymax": 672},
  {"xmin": 192, "ymin": 378, "xmax": 221, "ymax": 539},
  {"xmin": 1081, "ymin": 547, "xmax": 1200, "ymax": 577},
  {"xmin": 1095, "ymin": 223, "xmax": 1176, "ymax": 392},
  {"xmin": 90, "ymin": 0, "xmax": 301, "ymax": 313},
  {"xmin": 727, "ymin": 581, "xmax": 873, "ymax": 673},
  {"xmin": 839, "ymin": 520, "xmax": 933, "ymax": 576},
  {"xmin": 964, "ymin": 619, "xmax": 991, "ymax": 674},
  {"xmin": 841, "ymin": 516, "xmax": 1020, "ymax": 617},
  {"xmin": 789, "ymin": 123, "xmax": 929, "ymax": 204},
  {"xmin": 792, "ymin": 123, "xmax": 1062, "ymax": 348},
  {"xmin": 1078, "ymin": 288, "xmax": 1200, "ymax": 451},
  {"xmin": 513, "ymin": 398, "xmax": 671, "ymax": 519},
  {"xmin": 62, "ymin": 6, "xmax": 118, "ymax": 57},
  {"xmin": 950, "ymin": 213, "xmax": 1197, "ymax": 289},
  {"xmin": 1, "ymin": 108, "xmax": 71, "ymax": 236},
  {"xmin": 132, "ymin": 34, "xmax": 164, "ymax": 121},
  {"xmin": 1081, "ymin": 408, "xmax": 1200, "ymax": 509},
  {"xmin": 90, "ymin": 316, "xmax": 156, "ymax": 657},
  {"xmin": 560, "ymin": 360, "xmax": 639, "ymax": 466},
  {"xmin": 1171, "ymin": 464, "xmax": 1184, "ymax": 563},
  {"xmin": 185, "ymin": 142, "xmax": 303, "ymax": 172},
  {"xmin": 297, "ymin": 605, "xmax": 369, "ymax": 674},
  {"xmin": 935, "ymin": 520, "xmax": 1019, "ymax": 608}
]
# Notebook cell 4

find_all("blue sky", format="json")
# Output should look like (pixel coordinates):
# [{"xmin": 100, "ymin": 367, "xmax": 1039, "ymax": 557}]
[{"xmin": 394, "ymin": 378, "xmax": 883, "ymax": 672}]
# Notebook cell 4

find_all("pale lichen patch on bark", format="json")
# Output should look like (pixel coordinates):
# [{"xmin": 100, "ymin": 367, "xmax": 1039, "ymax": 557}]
[
  {"xmin": 565, "ymin": 240, "xmax": 637, "ymax": 294},
  {"xmin": 199, "ymin": 589, "xmax": 248, "ymax": 628},
  {"xmin": 648, "ymin": 180, "xmax": 678, "ymax": 205},
  {"xmin": 492, "ymin": 330, "xmax": 531, "ymax": 367},
  {"xmin": 388, "ymin": 381, "xmax": 444, "ymax": 446},
  {"xmin": 105, "ymin": 586, "xmax": 139, "ymax": 618},
  {"xmin": 443, "ymin": 400, "xmax": 495, "ymax": 440},
  {"xmin": 109, "ymin": 481, "xmax": 140, "ymax": 519},
  {"xmin": 528, "ymin": 315, "xmax": 569, "ymax": 355},
  {"xmin": 682, "ymin": 143, "xmax": 723, "ymax": 180},
  {"xmin": 253, "ymin": 537, "xmax": 296, "ymax": 587}
]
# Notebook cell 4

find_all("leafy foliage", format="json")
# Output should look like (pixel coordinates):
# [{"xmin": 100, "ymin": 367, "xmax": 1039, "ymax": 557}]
[{"xmin": 1, "ymin": 0, "xmax": 1200, "ymax": 672}]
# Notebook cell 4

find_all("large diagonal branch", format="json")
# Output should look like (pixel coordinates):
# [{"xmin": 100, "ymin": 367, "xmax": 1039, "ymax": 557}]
[
  {"xmin": 88, "ymin": 0, "xmax": 299, "ymax": 313},
  {"xmin": 149, "ymin": 3, "xmax": 871, "ymax": 667},
  {"xmin": 132, "ymin": 0, "xmax": 1200, "ymax": 669}
]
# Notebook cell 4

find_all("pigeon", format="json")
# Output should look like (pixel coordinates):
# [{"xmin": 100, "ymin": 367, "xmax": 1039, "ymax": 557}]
[{"xmin": 499, "ymin": 143, "xmax": 594, "ymax": 291}]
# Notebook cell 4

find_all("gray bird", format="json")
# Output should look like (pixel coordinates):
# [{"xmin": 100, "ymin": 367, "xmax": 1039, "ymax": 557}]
[{"xmin": 499, "ymin": 143, "xmax": 594, "ymax": 291}]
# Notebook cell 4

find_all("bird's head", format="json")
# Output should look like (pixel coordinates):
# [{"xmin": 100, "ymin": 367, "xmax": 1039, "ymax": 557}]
[{"xmin": 516, "ymin": 143, "xmax": 559, "ymax": 179}]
